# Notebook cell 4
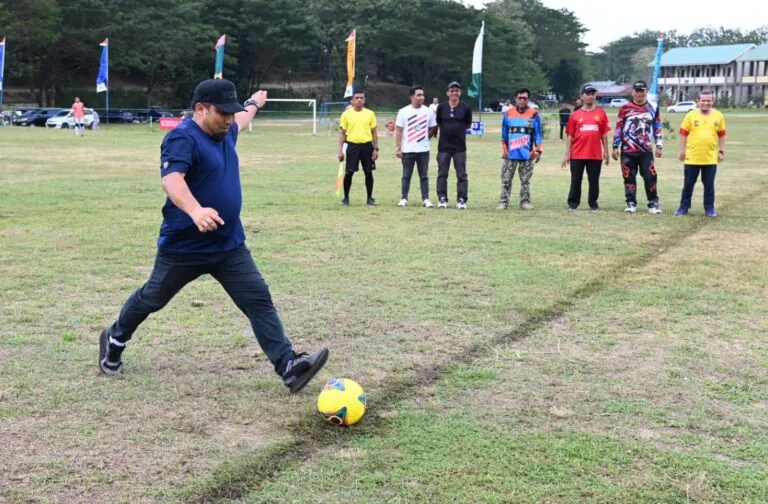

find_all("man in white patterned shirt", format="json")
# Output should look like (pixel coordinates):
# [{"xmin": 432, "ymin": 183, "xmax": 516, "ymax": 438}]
[{"xmin": 395, "ymin": 85, "xmax": 438, "ymax": 207}]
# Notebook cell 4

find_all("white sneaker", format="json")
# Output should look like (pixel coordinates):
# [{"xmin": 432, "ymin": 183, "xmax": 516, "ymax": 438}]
[
  {"xmin": 456, "ymin": 200, "xmax": 467, "ymax": 210},
  {"xmin": 397, "ymin": 199, "xmax": 408, "ymax": 207},
  {"xmin": 624, "ymin": 203, "xmax": 637, "ymax": 213},
  {"xmin": 423, "ymin": 199, "xmax": 434, "ymax": 208},
  {"xmin": 438, "ymin": 199, "xmax": 448, "ymax": 209},
  {"xmin": 648, "ymin": 205, "xmax": 662, "ymax": 215}
]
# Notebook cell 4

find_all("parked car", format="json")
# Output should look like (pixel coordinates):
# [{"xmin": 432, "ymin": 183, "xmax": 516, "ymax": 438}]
[
  {"xmin": 46, "ymin": 110, "xmax": 73, "ymax": 128},
  {"xmin": 12, "ymin": 108, "xmax": 43, "ymax": 125},
  {"xmin": 610, "ymin": 98, "xmax": 629, "ymax": 108},
  {"xmin": 137, "ymin": 106, "xmax": 175, "ymax": 122},
  {"xmin": 46, "ymin": 108, "xmax": 99, "ymax": 129},
  {"xmin": 667, "ymin": 101, "xmax": 697, "ymax": 113},
  {"xmin": 99, "ymin": 109, "xmax": 136, "ymax": 124},
  {"xmin": 15, "ymin": 108, "xmax": 62, "ymax": 127}
]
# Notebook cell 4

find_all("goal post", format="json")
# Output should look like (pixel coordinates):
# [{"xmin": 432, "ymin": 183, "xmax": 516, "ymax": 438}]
[{"xmin": 248, "ymin": 98, "xmax": 317, "ymax": 136}]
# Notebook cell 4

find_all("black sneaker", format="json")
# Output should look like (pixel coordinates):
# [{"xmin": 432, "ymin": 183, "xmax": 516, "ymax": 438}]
[
  {"xmin": 98, "ymin": 328, "xmax": 124, "ymax": 376},
  {"xmin": 340, "ymin": 198, "xmax": 349, "ymax": 206},
  {"xmin": 367, "ymin": 198, "xmax": 378, "ymax": 206},
  {"xmin": 282, "ymin": 347, "xmax": 330, "ymax": 393}
]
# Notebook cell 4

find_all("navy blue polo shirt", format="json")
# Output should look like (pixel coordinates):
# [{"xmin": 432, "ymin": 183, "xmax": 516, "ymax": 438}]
[{"xmin": 157, "ymin": 120, "xmax": 245, "ymax": 253}]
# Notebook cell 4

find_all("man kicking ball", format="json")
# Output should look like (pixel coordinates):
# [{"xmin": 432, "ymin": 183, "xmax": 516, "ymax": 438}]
[{"xmin": 99, "ymin": 79, "xmax": 329, "ymax": 393}]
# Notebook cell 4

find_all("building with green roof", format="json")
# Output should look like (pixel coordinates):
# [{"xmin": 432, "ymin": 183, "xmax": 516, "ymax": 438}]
[
  {"xmin": 649, "ymin": 43, "xmax": 768, "ymax": 106},
  {"xmin": 737, "ymin": 43, "xmax": 768, "ymax": 106}
]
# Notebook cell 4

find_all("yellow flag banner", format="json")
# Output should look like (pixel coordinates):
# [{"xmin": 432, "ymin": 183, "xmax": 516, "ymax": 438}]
[
  {"xmin": 335, "ymin": 161, "xmax": 345, "ymax": 198},
  {"xmin": 343, "ymin": 29, "xmax": 355, "ymax": 98}
]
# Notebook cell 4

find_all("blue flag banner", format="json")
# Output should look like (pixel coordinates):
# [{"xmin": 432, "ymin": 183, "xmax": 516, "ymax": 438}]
[
  {"xmin": 96, "ymin": 38, "xmax": 108, "ymax": 93},
  {"xmin": 0, "ymin": 38, "xmax": 6, "ymax": 95},
  {"xmin": 648, "ymin": 33, "xmax": 665, "ymax": 107}
]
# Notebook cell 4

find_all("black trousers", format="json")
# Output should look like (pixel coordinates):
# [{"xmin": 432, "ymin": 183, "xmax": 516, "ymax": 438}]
[
  {"xmin": 567, "ymin": 159, "xmax": 602, "ymax": 209},
  {"xmin": 108, "ymin": 245, "xmax": 294, "ymax": 375},
  {"xmin": 401, "ymin": 151, "xmax": 430, "ymax": 201},
  {"xmin": 559, "ymin": 123, "xmax": 567, "ymax": 140},
  {"xmin": 436, "ymin": 151, "xmax": 468, "ymax": 202},
  {"xmin": 679, "ymin": 164, "xmax": 717, "ymax": 210},
  {"xmin": 621, "ymin": 152, "xmax": 658, "ymax": 206}
]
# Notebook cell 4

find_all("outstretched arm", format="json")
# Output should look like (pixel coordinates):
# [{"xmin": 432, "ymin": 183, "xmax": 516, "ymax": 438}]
[{"xmin": 235, "ymin": 90, "xmax": 267, "ymax": 132}]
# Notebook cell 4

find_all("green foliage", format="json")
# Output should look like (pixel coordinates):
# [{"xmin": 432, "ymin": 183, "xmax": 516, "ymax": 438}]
[{"xmin": 2, "ymin": 1, "xmax": 765, "ymax": 108}]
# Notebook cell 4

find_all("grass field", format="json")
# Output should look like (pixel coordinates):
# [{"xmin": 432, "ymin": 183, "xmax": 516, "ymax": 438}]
[{"xmin": 1, "ymin": 111, "xmax": 767, "ymax": 503}]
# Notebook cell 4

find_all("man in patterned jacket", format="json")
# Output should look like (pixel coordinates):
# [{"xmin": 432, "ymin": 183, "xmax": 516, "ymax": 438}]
[
  {"xmin": 498, "ymin": 87, "xmax": 543, "ymax": 210},
  {"xmin": 612, "ymin": 80, "xmax": 663, "ymax": 214}
]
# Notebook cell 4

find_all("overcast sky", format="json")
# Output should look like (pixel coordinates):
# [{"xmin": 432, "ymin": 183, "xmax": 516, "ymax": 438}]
[{"xmin": 461, "ymin": 0, "xmax": 765, "ymax": 52}]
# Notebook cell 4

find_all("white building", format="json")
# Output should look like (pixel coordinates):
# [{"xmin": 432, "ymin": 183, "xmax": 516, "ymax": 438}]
[
  {"xmin": 650, "ymin": 43, "xmax": 768, "ymax": 105},
  {"xmin": 737, "ymin": 43, "xmax": 768, "ymax": 105}
]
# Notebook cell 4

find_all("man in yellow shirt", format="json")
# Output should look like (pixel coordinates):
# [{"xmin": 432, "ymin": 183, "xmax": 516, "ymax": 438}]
[
  {"xmin": 675, "ymin": 90, "xmax": 726, "ymax": 217},
  {"xmin": 338, "ymin": 90, "xmax": 379, "ymax": 206}
]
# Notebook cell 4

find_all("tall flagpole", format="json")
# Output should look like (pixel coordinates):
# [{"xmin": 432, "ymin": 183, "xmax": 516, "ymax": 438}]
[
  {"xmin": 96, "ymin": 39, "xmax": 109, "ymax": 123},
  {"xmin": 648, "ymin": 33, "xmax": 665, "ymax": 109},
  {"xmin": 344, "ymin": 29, "xmax": 356, "ymax": 98},
  {"xmin": 0, "ymin": 38, "xmax": 6, "ymax": 107},
  {"xmin": 106, "ymin": 43, "xmax": 109, "ymax": 124},
  {"xmin": 214, "ymin": 35, "xmax": 225, "ymax": 79},
  {"xmin": 467, "ymin": 22, "xmax": 484, "ymax": 133}
]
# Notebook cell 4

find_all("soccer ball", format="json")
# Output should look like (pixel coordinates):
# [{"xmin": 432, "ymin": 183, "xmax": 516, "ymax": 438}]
[{"xmin": 317, "ymin": 378, "xmax": 366, "ymax": 426}]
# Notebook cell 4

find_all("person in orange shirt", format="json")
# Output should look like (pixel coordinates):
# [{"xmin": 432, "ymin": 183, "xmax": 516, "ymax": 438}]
[{"xmin": 71, "ymin": 97, "xmax": 86, "ymax": 137}]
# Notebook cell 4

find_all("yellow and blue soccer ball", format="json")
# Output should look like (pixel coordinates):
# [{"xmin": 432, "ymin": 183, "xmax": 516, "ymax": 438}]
[{"xmin": 317, "ymin": 378, "xmax": 366, "ymax": 426}]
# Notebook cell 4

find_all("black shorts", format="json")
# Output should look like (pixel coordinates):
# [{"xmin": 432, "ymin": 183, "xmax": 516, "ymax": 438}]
[{"xmin": 345, "ymin": 142, "xmax": 374, "ymax": 174}]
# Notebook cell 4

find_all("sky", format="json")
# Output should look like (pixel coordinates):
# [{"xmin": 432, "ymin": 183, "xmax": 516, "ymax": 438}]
[{"xmin": 462, "ymin": 0, "xmax": 765, "ymax": 53}]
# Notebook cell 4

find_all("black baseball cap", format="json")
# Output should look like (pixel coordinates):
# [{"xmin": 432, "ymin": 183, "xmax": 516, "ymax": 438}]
[
  {"xmin": 633, "ymin": 80, "xmax": 648, "ymax": 91},
  {"xmin": 446, "ymin": 81, "xmax": 462, "ymax": 90},
  {"xmin": 191, "ymin": 79, "xmax": 246, "ymax": 113},
  {"xmin": 581, "ymin": 84, "xmax": 597, "ymax": 94}
]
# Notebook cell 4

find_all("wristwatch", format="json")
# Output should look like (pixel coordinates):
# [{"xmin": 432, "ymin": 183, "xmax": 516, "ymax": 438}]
[{"xmin": 243, "ymin": 99, "xmax": 260, "ymax": 110}]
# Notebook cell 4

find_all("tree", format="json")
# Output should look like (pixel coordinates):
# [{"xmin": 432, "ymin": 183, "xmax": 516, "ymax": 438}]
[
  {"xmin": 550, "ymin": 59, "xmax": 581, "ymax": 101},
  {"xmin": 0, "ymin": 0, "xmax": 62, "ymax": 105},
  {"xmin": 107, "ymin": 0, "xmax": 212, "ymax": 106},
  {"xmin": 517, "ymin": 0, "xmax": 587, "ymax": 98},
  {"xmin": 201, "ymin": 0, "xmax": 322, "ymax": 94}
]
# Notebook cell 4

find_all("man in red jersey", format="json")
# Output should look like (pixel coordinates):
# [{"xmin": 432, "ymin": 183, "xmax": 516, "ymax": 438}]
[{"xmin": 561, "ymin": 84, "xmax": 610, "ymax": 211}]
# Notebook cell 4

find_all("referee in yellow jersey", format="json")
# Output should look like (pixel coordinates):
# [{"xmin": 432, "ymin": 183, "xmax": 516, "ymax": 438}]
[
  {"xmin": 338, "ymin": 90, "xmax": 379, "ymax": 206},
  {"xmin": 675, "ymin": 90, "xmax": 726, "ymax": 218}
]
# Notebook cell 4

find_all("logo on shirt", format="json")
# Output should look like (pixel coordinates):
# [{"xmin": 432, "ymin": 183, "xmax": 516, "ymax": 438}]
[
  {"xmin": 508, "ymin": 136, "xmax": 530, "ymax": 150},
  {"xmin": 580, "ymin": 124, "xmax": 599, "ymax": 132},
  {"xmin": 163, "ymin": 161, "xmax": 169, "ymax": 170},
  {"xmin": 406, "ymin": 113, "xmax": 428, "ymax": 143}
]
